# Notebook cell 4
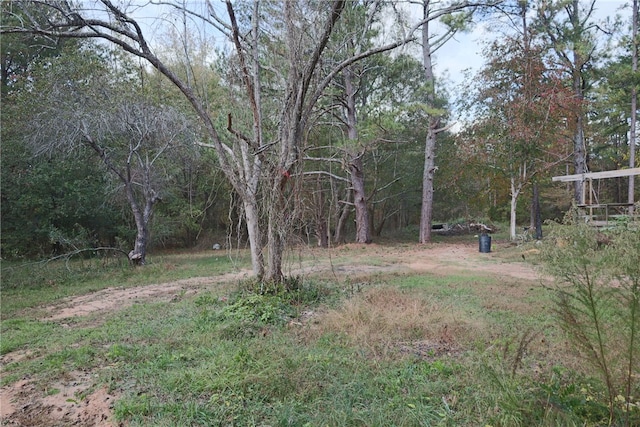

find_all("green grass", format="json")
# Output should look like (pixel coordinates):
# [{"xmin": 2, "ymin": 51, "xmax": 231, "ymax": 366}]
[
  {"xmin": 106, "ymin": 322, "xmax": 457, "ymax": 426},
  {"xmin": 0, "ymin": 251, "xmax": 245, "ymax": 318},
  {"xmin": 1, "ymin": 242, "xmax": 636, "ymax": 426}
]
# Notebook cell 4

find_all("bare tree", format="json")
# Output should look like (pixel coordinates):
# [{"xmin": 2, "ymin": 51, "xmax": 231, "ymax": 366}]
[
  {"xmin": 2, "ymin": 0, "xmax": 467, "ymax": 282},
  {"xmin": 24, "ymin": 51, "xmax": 196, "ymax": 264}
]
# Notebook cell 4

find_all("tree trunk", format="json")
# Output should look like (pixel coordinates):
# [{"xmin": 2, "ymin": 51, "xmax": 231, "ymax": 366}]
[
  {"xmin": 129, "ymin": 217, "xmax": 148, "ymax": 266},
  {"xmin": 316, "ymin": 216, "xmax": 328, "ymax": 248},
  {"xmin": 571, "ymin": 0, "xmax": 587, "ymax": 203},
  {"xmin": 344, "ymin": 66, "xmax": 371, "ymax": 244},
  {"xmin": 418, "ymin": 1, "xmax": 439, "ymax": 244},
  {"xmin": 530, "ymin": 189, "xmax": 536, "ymax": 231},
  {"xmin": 374, "ymin": 209, "xmax": 386, "ymax": 237},
  {"xmin": 125, "ymin": 183, "xmax": 151, "ymax": 265},
  {"xmin": 420, "ymin": 124, "xmax": 437, "ymax": 243},
  {"xmin": 531, "ymin": 183, "xmax": 542, "ymax": 240},
  {"xmin": 243, "ymin": 197, "xmax": 264, "ymax": 278},
  {"xmin": 262, "ymin": 173, "xmax": 288, "ymax": 283},
  {"xmin": 314, "ymin": 177, "xmax": 328, "ymax": 248},
  {"xmin": 350, "ymin": 154, "xmax": 371, "ymax": 243},
  {"xmin": 334, "ymin": 188, "xmax": 351, "ymax": 244},
  {"xmin": 573, "ymin": 111, "xmax": 587, "ymax": 203},
  {"xmin": 630, "ymin": 0, "xmax": 638, "ymax": 215},
  {"xmin": 509, "ymin": 177, "xmax": 522, "ymax": 241},
  {"xmin": 265, "ymin": 215, "xmax": 284, "ymax": 283}
]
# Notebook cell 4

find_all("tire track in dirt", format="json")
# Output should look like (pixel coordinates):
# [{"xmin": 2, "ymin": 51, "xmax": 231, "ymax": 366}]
[
  {"xmin": 1, "ymin": 271, "xmax": 252, "ymax": 426},
  {"xmin": 42, "ymin": 243, "xmax": 543, "ymax": 322},
  {"xmin": 1, "ymin": 242, "xmax": 544, "ymax": 426},
  {"xmin": 44, "ymin": 270, "xmax": 253, "ymax": 321}
]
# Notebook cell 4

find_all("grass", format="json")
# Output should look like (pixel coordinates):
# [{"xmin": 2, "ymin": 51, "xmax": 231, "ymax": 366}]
[
  {"xmin": 1, "ymin": 239, "xmax": 637, "ymax": 426},
  {"xmin": 0, "ymin": 250, "xmax": 245, "ymax": 318}
]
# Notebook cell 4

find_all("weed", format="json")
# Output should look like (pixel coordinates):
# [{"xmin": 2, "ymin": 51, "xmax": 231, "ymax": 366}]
[
  {"xmin": 196, "ymin": 276, "xmax": 332, "ymax": 329},
  {"xmin": 537, "ymin": 368, "xmax": 610, "ymax": 425},
  {"xmin": 541, "ymin": 219, "xmax": 640, "ymax": 426}
]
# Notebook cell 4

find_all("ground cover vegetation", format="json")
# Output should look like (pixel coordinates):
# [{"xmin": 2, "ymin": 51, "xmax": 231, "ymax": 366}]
[{"xmin": 1, "ymin": 227, "xmax": 639, "ymax": 426}]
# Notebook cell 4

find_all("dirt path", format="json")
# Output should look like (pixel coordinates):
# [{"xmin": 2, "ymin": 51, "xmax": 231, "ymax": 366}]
[
  {"xmin": 44, "ymin": 271, "xmax": 252, "ymax": 322},
  {"xmin": 35, "ymin": 242, "xmax": 541, "ymax": 323},
  {"xmin": 1, "ymin": 241, "xmax": 543, "ymax": 426}
]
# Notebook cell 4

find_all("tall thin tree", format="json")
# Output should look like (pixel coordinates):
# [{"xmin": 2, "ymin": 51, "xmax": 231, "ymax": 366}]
[
  {"xmin": 538, "ymin": 0, "xmax": 599, "ymax": 204},
  {"xmin": 630, "ymin": 0, "xmax": 638, "ymax": 214}
]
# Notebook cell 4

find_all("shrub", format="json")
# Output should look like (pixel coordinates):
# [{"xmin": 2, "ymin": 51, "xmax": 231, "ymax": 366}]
[
  {"xmin": 195, "ymin": 276, "xmax": 331, "ymax": 330},
  {"xmin": 541, "ymin": 217, "xmax": 640, "ymax": 426}
]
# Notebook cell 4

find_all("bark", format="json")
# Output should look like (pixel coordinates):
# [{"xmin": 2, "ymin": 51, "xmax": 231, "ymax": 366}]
[
  {"xmin": 420, "ymin": 125, "xmax": 437, "ymax": 243},
  {"xmin": 533, "ymin": 183, "xmax": 542, "ymax": 240},
  {"xmin": 316, "ymin": 215, "xmax": 329, "ymax": 248},
  {"xmin": 334, "ymin": 188, "xmax": 351, "ymax": 244},
  {"xmin": 630, "ymin": 0, "xmax": 638, "ymax": 215},
  {"xmin": 509, "ymin": 177, "xmax": 522, "ymax": 241},
  {"xmin": 243, "ymin": 197, "xmax": 264, "ymax": 277},
  {"xmin": 265, "ymin": 198, "xmax": 285, "ymax": 283},
  {"xmin": 374, "ymin": 209, "xmax": 386, "ymax": 237},
  {"xmin": 529, "ymin": 183, "xmax": 542, "ymax": 238},
  {"xmin": 418, "ymin": 1, "xmax": 439, "ymax": 244},
  {"xmin": 344, "ymin": 65, "xmax": 371, "ymax": 244},
  {"xmin": 573, "ymin": 105, "xmax": 587, "ymax": 202},
  {"xmin": 350, "ymin": 153, "xmax": 371, "ymax": 243},
  {"xmin": 126, "ymin": 187, "xmax": 149, "ymax": 265},
  {"xmin": 314, "ymin": 177, "xmax": 328, "ymax": 248},
  {"xmin": 530, "ymin": 189, "xmax": 536, "ymax": 231},
  {"xmin": 125, "ymin": 156, "xmax": 164, "ymax": 265}
]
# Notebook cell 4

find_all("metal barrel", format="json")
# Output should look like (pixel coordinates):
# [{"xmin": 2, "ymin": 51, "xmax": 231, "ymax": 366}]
[{"xmin": 479, "ymin": 234, "xmax": 491, "ymax": 253}]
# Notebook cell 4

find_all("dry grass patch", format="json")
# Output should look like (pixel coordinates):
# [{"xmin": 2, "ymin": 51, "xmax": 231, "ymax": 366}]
[{"xmin": 305, "ymin": 286, "xmax": 483, "ymax": 359}]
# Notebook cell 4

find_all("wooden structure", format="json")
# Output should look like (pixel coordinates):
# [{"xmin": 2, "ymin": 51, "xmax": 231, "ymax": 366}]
[{"xmin": 552, "ymin": 168, "xmax": 640, "ymax": 227}]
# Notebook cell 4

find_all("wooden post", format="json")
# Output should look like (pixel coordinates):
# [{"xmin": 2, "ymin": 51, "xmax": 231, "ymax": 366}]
[{"xmin": 588, "ymin": 178, "xmax": 593, "ymax": 222}]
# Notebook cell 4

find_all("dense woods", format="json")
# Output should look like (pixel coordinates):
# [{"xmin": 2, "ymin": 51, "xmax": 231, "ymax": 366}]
[{"xmin": 1, "ymin": 0, "xmax": 638, "ymax": 267}]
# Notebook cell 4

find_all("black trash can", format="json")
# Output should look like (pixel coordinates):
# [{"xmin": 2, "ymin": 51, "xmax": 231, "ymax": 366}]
[{"xmin": 479, "ymin": 233, "xmax": 491, "ymax": 253}]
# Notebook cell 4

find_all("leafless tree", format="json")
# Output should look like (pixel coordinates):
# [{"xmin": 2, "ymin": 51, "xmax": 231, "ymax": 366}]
[
  {"xmin": 2, "ymin": 0, "xmax": 475, "ymax": 282},
  {"xmin": 24, "ymin": 52, "xmax": 196, "ymax": 264}
]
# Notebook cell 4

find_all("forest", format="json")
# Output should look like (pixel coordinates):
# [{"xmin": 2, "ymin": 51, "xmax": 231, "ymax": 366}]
[{"xmin": 1, "ymin": 0, "xmax": 638, "ymax": 276}]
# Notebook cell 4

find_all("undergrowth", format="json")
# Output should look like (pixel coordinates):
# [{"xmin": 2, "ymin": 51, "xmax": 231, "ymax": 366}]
[{"xmin": 540, "ymin": 216, "xmax": 640, "ymax": 427}]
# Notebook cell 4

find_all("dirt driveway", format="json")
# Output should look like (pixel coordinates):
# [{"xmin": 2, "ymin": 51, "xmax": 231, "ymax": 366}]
[{"xmin": 1, "ymin": 241, "xmax": 544, "ymax": 426}]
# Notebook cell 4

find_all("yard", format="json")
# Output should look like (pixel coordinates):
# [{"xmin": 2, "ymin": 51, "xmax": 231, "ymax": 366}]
[{"xmin": 1, "ymin": 234, "xmax": 637, "ymax": 426}]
